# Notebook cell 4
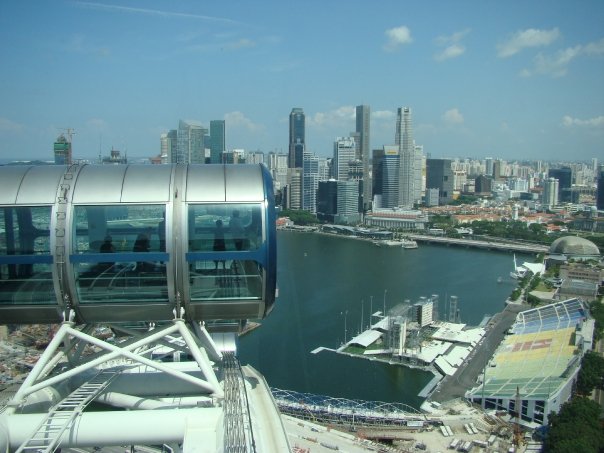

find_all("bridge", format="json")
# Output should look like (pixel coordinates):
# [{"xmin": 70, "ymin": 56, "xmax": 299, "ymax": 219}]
[
  {"xmin": 408, "ymin": 234, "xmax": 549, "ymax": 254},
  {"xmin": 271, "ymin": 388, "xmax": 432, "ymax": 428}
]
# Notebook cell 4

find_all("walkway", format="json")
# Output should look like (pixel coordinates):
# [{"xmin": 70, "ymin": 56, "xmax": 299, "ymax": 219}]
[{"xmin": 408, "ymin": 235, "xmax": 549, "ymax": 254}]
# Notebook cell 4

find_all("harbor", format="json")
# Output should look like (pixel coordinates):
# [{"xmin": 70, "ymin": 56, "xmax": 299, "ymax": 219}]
[{"xmin": 312, "ymin": 293, "xmax": 526, "ymax": 405}]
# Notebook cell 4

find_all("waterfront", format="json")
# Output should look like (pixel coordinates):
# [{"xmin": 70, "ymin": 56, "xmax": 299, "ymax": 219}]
[{"xmin": 238, "ymin": 230, "xmax": 529, "ymax": 409}]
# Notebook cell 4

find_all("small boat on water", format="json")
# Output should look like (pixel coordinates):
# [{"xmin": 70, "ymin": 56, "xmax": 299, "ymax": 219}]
[{"xmin": 401, "ymin": 239, "xmax": 418, "ymax": 249}]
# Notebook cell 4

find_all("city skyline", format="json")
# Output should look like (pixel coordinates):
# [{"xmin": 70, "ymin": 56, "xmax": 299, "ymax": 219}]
[{"xmin": 0, "ymin": 1, "xmax": 603, "ymax": 162}]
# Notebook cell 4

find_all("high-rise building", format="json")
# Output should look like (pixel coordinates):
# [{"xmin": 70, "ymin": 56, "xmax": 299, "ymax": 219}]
[
  {"xmin": 53, "ymin": 134, "xmax": 72, "ymax": 165},
  {"xmin": 381, "ymin": 146, "xmax": 400, "ymax": 209},
  {"xmin": 475, "ymin": 175, "xmax": 493, "ymax": 195},
  {"xmin": 426, "ymin": 158, "xmax": 454, "ymax": 205},
  {"xmin": 333, "ymin": 137, "xmax": 356, "ymax": 181},
  {"xmin": 395, "ymin": 107, "xmax": 421, "ymax": 208},
  {"xmin": 336, "ymin": 180, "xmax": 360, "ymax": 224},
  {"xmin": 485, "ymin": 157, "xmax": 494, "ymax": 177},
  {"xmin": 288, "ymin": 108, "xmax": 305, "ymax": 169},
  {"xmin": 177, "ymin": 120, "xmax": 207, "ymax": 164},
  {"xmin": 160, "ymin": 129, "xmax": 177, "ymax": 164},
  {"xmin": 302, "ymin": 150, "xmax": 320, "ymax": 213},
  {"xmin": 548, "ymin": 167, "xmax": 572, "ymax": 203},
  {"xmin": 209, "ymin": 120, "xmax": 226, "ymax": 164},
  {"xmin": 285, "ymin": 167, "xmax": 302, "ymax": 210},
  {"xmin": 355, "ymin": 105, "xmax": 371, "ymax": 210},
  {"xmin": 316, "ymin": 179, "xmax": 338, "ymax": 223},
  {"xmin": 543, "ymin": 177, "xmax": 559, "ymax": 208},
  {"xmin": 267, "ymin": 152, "xmax": 289, "ymax": 193},
  {"xmin": 597, "ymin": 167, "xmax": 604, "ymax": 210}
]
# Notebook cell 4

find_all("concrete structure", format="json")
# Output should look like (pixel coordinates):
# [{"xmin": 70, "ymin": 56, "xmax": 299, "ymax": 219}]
[
  {"xmin": 333, "ymin": 136, "xmax": 357, "ymax": 181},
  {"xmin": 395, "ymin": 107, "xmax": 421, "ymax": 208},
  {"xmin": 160, "ymin": 129, "xmax": 177, "ymax": 164},
  {"xmin": 336, "ymin": 179, "xmax": 361, "ymax": 224},
  {"xmin": 364, "ymin": 209, "xmax": 428, "ymax": 230},
  {"xmin": 542, "ymin": 177, "xmax": 559, "ymax": 208},
  {"xmin": 53, "ymin": 133, "xmax": 72, "ymax": 165}
]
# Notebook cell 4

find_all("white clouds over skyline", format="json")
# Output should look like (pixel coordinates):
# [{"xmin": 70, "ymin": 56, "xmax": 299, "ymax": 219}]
[
  {"xmin": 497, "ymin": 28, "xmax": 560, "ymax": 58},
  {"xmin": 521, "ymin": 37, "xmax": 604, "ymax": 77},
  {"xmin": 443, "ymin": 108, "xmax": 464, "ymax": 125}
]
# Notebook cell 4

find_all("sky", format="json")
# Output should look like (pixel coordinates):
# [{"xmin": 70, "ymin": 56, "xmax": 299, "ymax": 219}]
[{"xmin": 0, "ymin": 1, "xmax": 603, "ymax": 163}]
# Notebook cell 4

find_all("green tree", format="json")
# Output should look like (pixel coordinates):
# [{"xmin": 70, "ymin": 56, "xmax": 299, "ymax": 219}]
[
  {"xmin": 544, "ymin": 397, "xmax": 604, "ymax": 453},
  {"xmin": 590, "ymin": 300, "xmax": 604, "ymax": 341},
  {"xmin": 279, "ymin": 209, "xmax": 319, "ymax": 226},
  {"xmin": 576, "ymin": 351, "xmax": 604, "ymax": 396}
]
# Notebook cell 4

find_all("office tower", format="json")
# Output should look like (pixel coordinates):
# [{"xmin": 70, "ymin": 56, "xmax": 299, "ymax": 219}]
[
  {"xmin": 485, "ymin": 157, "xmax": 494, "ymax": 177},
  {"xmin": 356, "ymin": 105, "xmax": 371, "ymax": 210},
  {"xmin": 381, "ymin": 146, "xmax": 400, "ymax": 209},
  {"xmin": 268, "ymin": 152, "xmax": 289, "ymax": 193},
  {"xmin": 395, "ymin": 107, "xmax": 420, "ymax": 208},
  {"xmin": 336, "ymin": 179, "xmax": 360, "ymax": 224},
  {"xmin": 492, "ymin": 159, "xmax": 502, "ymax": 180},
  {"xmin": 597, "ymin": 166, "xmax": 604, "ymax": 210},
  {"xmin": 372, "ymin": 148, "xmax": 384, "ymax": 204},
  {"xmin": 316, "ymin": 179, "xmax": 338, "ymax": 223},
  {"xmin": 288, "ymin": 108, "xmax": 305, "ymax": 168},
  {"xmin": 592, "ymin": 158, "xmax": 598, "ymax": 173},
  {"xmin": 475, "ymin": 175, "xmax": 493, "ymax": 195},
  {"xmin": 53, "ymin": 133, "xmax": 72, "ymax": 165},
  {"xmin": 333, "ymin": 137, "xmax": 356, "ymax": 181},
  {"xmin": 415, "ymin": 144, "xmax": 425, "ymax": 202},
  {"xmin": 543, "ymin": 177, "xmax": 559, "ymax": 208},
  {"xmin": 302, "ymin": 150, "xmax": 320, "ymax": 213},
  {"xmin": 160, "ymin": 129, "xmax": 177, "ymax": 164},
  {"xmin": 177, "ymin": 120, "xmax": 207, "ymax": 164},
  {"xmin": 426, "ymin": 158, "xmax": 454, "ymax": 205},
  {"xmin": 246, "ymin": 151, "xmax": 264, "ymax": 165},
  {"xmin": 210, "ymin": 120, "xmax": 226, "ymax": 164},
  {"xmin": 285, "ymin": 167, "xmax": 302, "ymax": 209},
  {"xmin": 548, "ymin": 167, "xmax": 572, "ymax": 203}
]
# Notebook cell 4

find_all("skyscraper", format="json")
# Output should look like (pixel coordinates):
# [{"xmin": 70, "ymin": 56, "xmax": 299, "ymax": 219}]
[
  {"xmin": 381, "ymin": 146, "xmax": 400, "ymax": 209},
  {"xmin": 333, "ymin": 137, "xmax": 356, "ymax": 181},
  {"xmin": 177, "ymin": 120, "xmax": 207, "ymax": 164},
  {"xmin": 548, "ymin": 167, "xmax": 572, "ymax": 203},
  {"xmin": 543, "ymin": 177, "xmax": 559, "ymax": 208},
  {"xmin": 302, "ymin": 150, "xmax": 320, "ymax": 213},
  {"xmin": 395, "ymin": 107, "xmax": 420, "ymax": 208},
  {"xmin": 426, "ymin": 158, "xmax": 454, "ymax": 205},
  {"xmin": 160, "ymin": 129, "xmax": 177, "ymax": 164},
  {"xmin": 597, "ymin": 166, "xmax": 604, "ymax": 210},
  {"xmin": 288, "ymin": 108, "xmax": 305, "ymax": 169},
  {"xmin": 209, "ymin": 120, "xmax": 226, "ymax": 164},
  {"xmin": 356, "ymin": 105, "xmax": 371, "ymax": 210}
]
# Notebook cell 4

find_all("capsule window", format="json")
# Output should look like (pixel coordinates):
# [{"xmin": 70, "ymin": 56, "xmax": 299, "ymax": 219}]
[
  {"xmin": 187, "ymin": 203, "xmax": 263, "ymax": 302},
  {"xmin": 71, "ymin": 204, "xmax": 168, "ymax": 304},
  {"xmin": 0, "ymin": 206, "xmax": 54, "ymax": 305}
]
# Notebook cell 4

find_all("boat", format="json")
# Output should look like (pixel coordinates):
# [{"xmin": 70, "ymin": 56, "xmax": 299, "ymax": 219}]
[{"xmin": 401, "ymin": 239, "xmax": 418, "ymax": 249}]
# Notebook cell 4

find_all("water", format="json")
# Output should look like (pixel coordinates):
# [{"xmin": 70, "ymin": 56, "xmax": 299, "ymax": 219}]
[{"xmin": 238, "ymin": 230, "xmax": 526, "ymax": 409}]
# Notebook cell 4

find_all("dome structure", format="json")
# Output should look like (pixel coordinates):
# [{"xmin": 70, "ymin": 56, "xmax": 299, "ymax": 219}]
[{"xmin": 548, "ymin": 236, "xmax": 600, "ymax": 257}]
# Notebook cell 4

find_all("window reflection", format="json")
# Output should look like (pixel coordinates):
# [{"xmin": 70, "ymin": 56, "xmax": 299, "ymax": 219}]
[
  {"xmin": 0, "ymin": 206, "xmax": 54, "ymax": 305},
  {"xmin": 72, "ymin": 205, "xmax": 168, "ymax": 304},
  {"xmin": 187, "ymin": 203, "xmax": 263, "ymax": 301}
]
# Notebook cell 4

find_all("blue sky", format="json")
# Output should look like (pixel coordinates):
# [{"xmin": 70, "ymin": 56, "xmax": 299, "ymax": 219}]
[{"xmin": 0, "ymin": 1, "xmax": 603, "ymax": 162}]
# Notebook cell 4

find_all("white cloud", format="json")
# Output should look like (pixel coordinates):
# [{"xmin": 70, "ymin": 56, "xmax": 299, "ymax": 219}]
[
  {"xmin": 521, "ymin": 37, "xmax": 604, "ymax": 77},
  {"xmin": 384, "ymin": 26, "xmax": 413, "ymax": 52},
  {"xmin": 562, "ymin": 115, "xmax": 604, "ymax": 128},
  {"xmin": 372, "ymin": 110, "xmax": 396, "ymax": 121},
  {"xmin": 307, "ymin": 106, "xmax": 355, "ymax": 128},
  {"xmin": 224, "ymin": 111, "xmax": 263, "ymax": 132},
  {"xmin": 434, "ymin": 29, "xmax": 470, "ymax": 61},
  {"xmin": 435, "ymin": 44, "xmax": 465, "ymax": 61},
  {"xmin": 497, "ymin": 28, "xmax": 560, "ymax": 58},
  {"xmin": 443, "ymin": 108, "xmax": 464, "ymax": 125},
  {"xmin": 0, "ymin": 117, "xmax": 24, "ymax": 133}
]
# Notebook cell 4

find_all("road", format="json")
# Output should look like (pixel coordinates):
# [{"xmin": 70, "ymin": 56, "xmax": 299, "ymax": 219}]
[{"xmin": 430, "ymin": 302, "xmax": 529, "ymax": 403}]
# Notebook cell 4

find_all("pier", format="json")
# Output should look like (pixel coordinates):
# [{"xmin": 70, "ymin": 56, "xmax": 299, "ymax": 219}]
[{"xmin": 408, "ymin": 234, "xmax": 549, "ymax": 254}]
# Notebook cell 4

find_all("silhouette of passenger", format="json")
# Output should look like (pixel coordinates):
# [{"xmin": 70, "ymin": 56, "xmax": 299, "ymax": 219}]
[
  {"xmin": 99, "ymin": 235, "xmax": 115, "ymax": 271},
  {"xmin": 133, "ymin": 233, "xmax": 152, "ymax": 272},
  {"xmin": 213, "ymin": 219, "xmax": 226, "ymax": 270},
  {"xmin": 229, "ymin": 209, "xmax": 245, "ymax": 250}
]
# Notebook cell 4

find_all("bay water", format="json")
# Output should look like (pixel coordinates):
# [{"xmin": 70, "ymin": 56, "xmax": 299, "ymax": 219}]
[{"xmin": 238, "ymin": 230, "xmax": 526, "ymax": 409}]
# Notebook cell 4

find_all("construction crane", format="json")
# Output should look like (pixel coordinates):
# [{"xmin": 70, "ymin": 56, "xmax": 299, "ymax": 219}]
[{"xmin": 60, "ymin": 127, "xmax": 75, "ymax": 142}]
